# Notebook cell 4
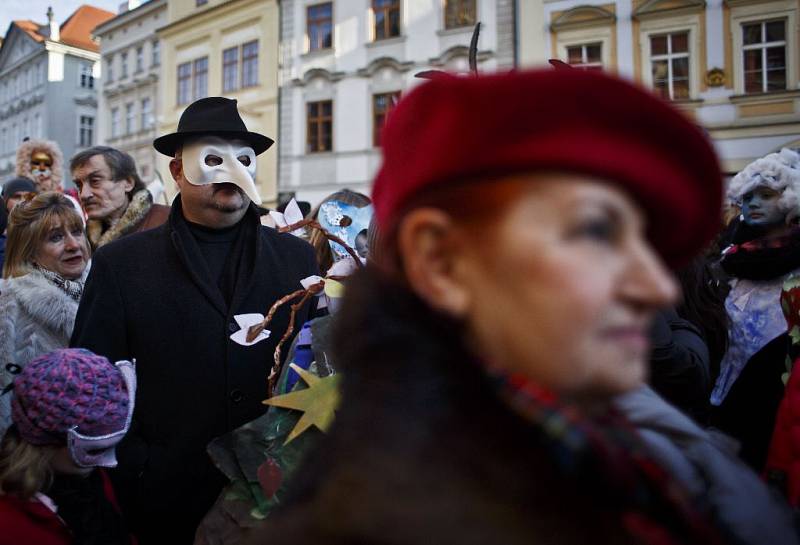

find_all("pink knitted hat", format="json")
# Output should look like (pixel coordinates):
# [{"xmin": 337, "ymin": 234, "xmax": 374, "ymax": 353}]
[{"xmin": 11, "ymin": 349, "xmax": 130, "ymax": 446}]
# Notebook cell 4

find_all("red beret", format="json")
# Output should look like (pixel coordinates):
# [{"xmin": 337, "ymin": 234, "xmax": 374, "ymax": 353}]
[{"xmin": 371, "ymin": 69, "xmax": 722, "ymax": 267}]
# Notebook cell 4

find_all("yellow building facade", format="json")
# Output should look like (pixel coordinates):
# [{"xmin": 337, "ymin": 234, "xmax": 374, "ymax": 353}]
[
  {"xmin": 518, "ymin": 0, "xmax": 800, "ymax": 176},
  {"xmin": 156, "ymin": 0, "xmax": 280, "ymax": 204}
]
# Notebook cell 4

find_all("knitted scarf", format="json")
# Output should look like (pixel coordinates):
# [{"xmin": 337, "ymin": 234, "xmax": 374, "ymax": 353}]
[
  {"xmin": 492, "ymin": 371, "xmax": 723, "ymax": 545},
  {"xmin": 721, "ymin": 226, "xmax": 800, "ymax": 281},
  {"xmin": 34, "ymin": 265, "xmax": 85, "ymax": 302}
]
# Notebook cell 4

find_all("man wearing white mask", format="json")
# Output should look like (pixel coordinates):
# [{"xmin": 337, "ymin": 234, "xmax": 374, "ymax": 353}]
[{"xmin": 70, "ymin": 97, "xmax": 319, "ymax": 545}]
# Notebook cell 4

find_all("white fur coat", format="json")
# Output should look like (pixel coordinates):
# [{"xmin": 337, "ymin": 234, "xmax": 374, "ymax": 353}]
[{"xmin": 0, "ymin": 269, "xmax": 86, "ymax": 439}]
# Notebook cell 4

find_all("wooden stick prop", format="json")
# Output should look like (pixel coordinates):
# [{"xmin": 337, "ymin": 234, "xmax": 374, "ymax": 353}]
[
  {"xmin": 249, "ymin": 218, "xmax": 362, "ymax": 396},
  {"xmin": 278, "ymin": 218, "xmax": 365, "ymax": 268},
  {"xmin": 247, "ymin": 282, "xmax": 325, "ymax": 396},
  {"xmin": 267, "ymin": 287, "xmax": 319, "ymax": 394}
]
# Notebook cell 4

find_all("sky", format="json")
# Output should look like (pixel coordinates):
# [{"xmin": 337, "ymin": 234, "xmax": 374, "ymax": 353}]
[{"xmin": 0, "ymin": 0, "xmax": 122, "ymax": 36}]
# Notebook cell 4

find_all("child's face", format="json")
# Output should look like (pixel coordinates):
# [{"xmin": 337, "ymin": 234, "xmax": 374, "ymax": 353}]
[
  {"xmin": 355, "ymin": 233, "xmax": 369, "ymax": 259},
  {"xmin": 51, "ymin": 446, "xmax": 93, "ymax": 477}
]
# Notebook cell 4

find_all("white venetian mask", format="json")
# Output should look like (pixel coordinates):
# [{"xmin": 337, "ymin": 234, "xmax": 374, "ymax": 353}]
[{"xmin": 182, "ymin": 136, "xmax": 262, "ymax": 205}]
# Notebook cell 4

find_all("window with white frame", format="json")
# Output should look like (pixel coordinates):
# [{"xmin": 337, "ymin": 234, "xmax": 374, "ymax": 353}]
[
  {"xmin": 79, "ymin": 64, "xmax": 94, "ymax": 89},
  {"xmin": 193, "ymin": 57, "xmax": 208, "ymax": 100},
  {"xmin": 650, "ymin": 32, "xmax": 689, "ymax": 100},
  {"xmin": 141, "ymin": 97, "xmax": 153, "ymax": 129},
  {"xmin": 136, "ymin": 46, "xmax": 144, "ymax": 73},
  {"xmin": 111, "ymin": 107, "xmax": 120, "ymax": 138},
  {"xmin": 223, "ymin": 47, "xmax": 239, "ymax": 92},
  {"xmin": 566, "ymin": 43, "xmax": 602, "ymax": 70},
  {"xmin": 241, "ymin": 41, "xmax": 258, "ymax": 88},
  {"xmin": 121, "ymin": 52, "xmax": 128, "ymax": 78},
  {"xmin": 126, "ymin": 102, "xmax": 135, "ymax": 134},
  {"xmin": 177, "ymin": 62, "xmax": 192, "ymax": 105},
  {"xmin": 79, "ymin": 115, "xmax": 94, "ymax": 147},
  {"xmin": 742, "ymin": 19, "xmax": 786, "ymax": 93},
  {"xmin": 152, "ymin": 40, "xmax": 160, "ymax": 67},
  {"xmin": 107, "ymin": 56, "xmax": 114, "ymax": 82},
  {"xmin": 34, "ymin": 114, "xmax": 41, "ymax": 138}
]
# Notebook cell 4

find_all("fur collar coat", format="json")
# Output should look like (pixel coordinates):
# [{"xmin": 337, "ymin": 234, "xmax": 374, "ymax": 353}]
[
  {"xmin": 0, "ymin": 268, "xmax": 87, "ymax": 439},
  {"xmin": 87, "ymin": 189, "xmax": 170, "ymax": 250}
]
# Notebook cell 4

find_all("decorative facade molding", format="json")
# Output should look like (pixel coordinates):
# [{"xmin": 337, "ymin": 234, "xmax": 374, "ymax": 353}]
[
  {"xmin": 550, "ymin": 5, "xmax": 616, "ymax": 31},
  {"xmin": 633, "ymin": 0, "xmax": 705, "ymax": 20},
  {"xmin": 293, "ymin": 67, "xmax": 346, "ymax": 86},
  {"xmin": 356, "ymin": 56, "xmax": 414, "ymax": 77},
  {"xmin": 428, "ymin": 45, "xmax": 493, "ymax": 67}
]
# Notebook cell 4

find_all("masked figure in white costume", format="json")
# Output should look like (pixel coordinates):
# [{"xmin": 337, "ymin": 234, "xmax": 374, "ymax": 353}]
[{"xmin": 70, "ymin": 97, "xmax": 320, "ymax": 545}]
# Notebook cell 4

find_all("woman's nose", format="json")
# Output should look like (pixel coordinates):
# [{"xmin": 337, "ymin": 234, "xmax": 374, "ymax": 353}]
[
  {"xmin": 64, "ymin": 233, "xmax": 81, "ymax": 250},
  {"xmin": 621, "ymin": 242, "xmax": 679, "ymax": 309}
]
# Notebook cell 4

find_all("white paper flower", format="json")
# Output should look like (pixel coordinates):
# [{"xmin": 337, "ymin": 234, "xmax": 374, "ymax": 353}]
[
  {"xmin": 269, "ymin": 198, "xmax": 306, "ymax": 236},
  {"xmin": 230, "ymin": 313, "xmax": 271, "ymax": 346},
  {"xmin": 300, "ymin": 275, "xmax": 324, "ymax": 291}
]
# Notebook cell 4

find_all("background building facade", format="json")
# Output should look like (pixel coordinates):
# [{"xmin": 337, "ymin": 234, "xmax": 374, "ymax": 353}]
[
  {"xmin": 278, "ymin": 0, "xmax": 516, "ymax": 204},
  {"xmin": 518, "ymin": 0, "xmax": 800, "ymax": 176},
  {"xmin": 0, "ymin": 5, "xmax": 114, "ymax": 182},
  {"xmin": 95, "ymin": 0, "xmax": 167, "ymax": 189},
  {"xmin": 156, "ymin": 0, "xmax": 280, "ymax": 204}
]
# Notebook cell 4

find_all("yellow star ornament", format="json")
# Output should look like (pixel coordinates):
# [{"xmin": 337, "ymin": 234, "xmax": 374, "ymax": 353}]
[{"xmin": 263, "ymin": 363, "xmax": 342, "ymax": 444}]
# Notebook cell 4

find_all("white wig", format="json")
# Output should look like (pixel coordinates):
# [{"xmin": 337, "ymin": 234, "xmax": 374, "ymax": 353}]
[{"xmin": 727, "ymin": 148, "xmax": 800, "ymax": 223}]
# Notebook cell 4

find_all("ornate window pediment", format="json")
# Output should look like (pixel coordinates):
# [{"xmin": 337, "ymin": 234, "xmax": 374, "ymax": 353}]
[
  {"xmin": 633, "ymin": 0, "xmax": 705, "ymax": 20},
  {"xmin": 293, "ymin": 67, "xmax": 345, "ymax": 87},
  {"xmin": 550, "ymin": 6, "xmax": 616, "ymax": 32},
  {"xmin": 427, "ymin": 45, "xmax": 491, "ymax": 68},
  {"xmin": 356, "ymin": 56, "xmax": 413, "ymax": 77}
]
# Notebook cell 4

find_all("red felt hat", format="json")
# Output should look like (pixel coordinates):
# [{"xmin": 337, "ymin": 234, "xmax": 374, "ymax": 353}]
[{"xmin": 371, "ymin": 69, "xmax": 722, "ymax": 267}]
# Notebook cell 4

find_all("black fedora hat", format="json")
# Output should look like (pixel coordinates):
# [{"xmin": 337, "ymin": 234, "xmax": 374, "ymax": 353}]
[{"xmin": 153, "ymin": 97, "xmax": 274, "ymax": 157}]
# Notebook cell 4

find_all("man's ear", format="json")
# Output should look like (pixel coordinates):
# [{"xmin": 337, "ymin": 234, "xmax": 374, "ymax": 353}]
[
  {"xmin": 397, "ymin": 208, "xmax": 471, "ymax": 317},
  {"xmin": 169, "ymin": 158, "xmax": 183, "ymax": 187}
]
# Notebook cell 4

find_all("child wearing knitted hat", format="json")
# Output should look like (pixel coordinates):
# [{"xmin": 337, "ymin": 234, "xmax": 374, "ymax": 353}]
[{"xmin": 0, "ymin": 348, "xmax": 135, "ymax": 545}]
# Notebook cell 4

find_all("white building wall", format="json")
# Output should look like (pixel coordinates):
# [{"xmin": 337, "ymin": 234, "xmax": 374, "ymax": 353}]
[
  {"xmin": 280, "ymin": 0, "xmax": 511, "ymax": 206},
  {"xmin": 95, "ymin": 0, "xmax": 166, "ymax": 184}
]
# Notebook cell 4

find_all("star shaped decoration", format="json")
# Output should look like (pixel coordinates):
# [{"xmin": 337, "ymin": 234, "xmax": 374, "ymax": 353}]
[{"xmin": 263, "ymin": 363, "xmax": 342, "ymax": 444}]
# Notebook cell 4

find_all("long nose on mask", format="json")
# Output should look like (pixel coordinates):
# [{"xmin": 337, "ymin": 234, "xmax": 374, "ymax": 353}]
[{"xmin": 181, "ymin": 137, "xmax": 262, "ymax": 205}]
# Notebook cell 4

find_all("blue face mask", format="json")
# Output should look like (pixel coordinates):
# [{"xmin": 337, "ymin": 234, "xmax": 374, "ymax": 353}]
[
  {"xmin": 318, "ymin": 201, "xmax": 373, "ymax": 261},
  {"xmin": 741, "ymin": 186, "xmax": 785, "ymax": 228}
]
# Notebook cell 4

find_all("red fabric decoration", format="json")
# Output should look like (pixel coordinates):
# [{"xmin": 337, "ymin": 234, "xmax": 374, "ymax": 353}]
[{"xmin": 372, "ymin": 68, "xmax": 722, "ymax": 268}]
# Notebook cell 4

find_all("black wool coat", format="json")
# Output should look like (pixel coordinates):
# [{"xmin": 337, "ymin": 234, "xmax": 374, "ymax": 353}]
[{"xmin": 71, "ymin": 199, "xmax": 318, "ymax": 545}]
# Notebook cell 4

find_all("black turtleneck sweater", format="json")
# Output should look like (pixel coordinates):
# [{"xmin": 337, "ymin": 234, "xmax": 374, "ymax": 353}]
[{"xmin": 186, "ymin": 219, "xmax": 243, "ymax": 289}]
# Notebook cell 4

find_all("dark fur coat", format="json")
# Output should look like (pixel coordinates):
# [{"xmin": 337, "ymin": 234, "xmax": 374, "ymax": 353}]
[{"xmin": 243, "ymin": 269, "xmax": 717, "ymax": 545}]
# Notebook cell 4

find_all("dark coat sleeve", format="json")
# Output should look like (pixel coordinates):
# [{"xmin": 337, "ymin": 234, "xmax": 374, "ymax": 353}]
[
  {"xmin": 70, "ymin": 249, "xmax": 130, "ymax": 363},
  {"xmin": 649, "ymin": 307, "xmax": 712, "ymax": 424}
]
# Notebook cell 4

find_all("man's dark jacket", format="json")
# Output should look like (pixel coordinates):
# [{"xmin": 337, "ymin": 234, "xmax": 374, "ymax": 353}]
[{"xmin": 71, "ymin": 197, "xmax": 318, "ymax": 544}]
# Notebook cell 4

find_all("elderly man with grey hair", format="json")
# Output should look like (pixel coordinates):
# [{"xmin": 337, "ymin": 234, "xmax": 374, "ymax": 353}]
[{"xmin": 70, "ymin": 146, "xmax": 169, "ymax": 249}]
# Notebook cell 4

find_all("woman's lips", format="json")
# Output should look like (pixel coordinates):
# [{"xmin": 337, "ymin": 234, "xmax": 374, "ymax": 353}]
[
  {"xmin": 63, "ymin": 255, "xmax": 83, "ymax": 264},
  {"xmin": 602, "ymin": 327, "xmax": 650, "ymax": 351}
]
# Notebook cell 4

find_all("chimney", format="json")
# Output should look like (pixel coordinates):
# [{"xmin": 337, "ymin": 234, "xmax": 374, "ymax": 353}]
[{"xmin": 47, "ymin": 6, "xmax": 59, "ymax": 41}]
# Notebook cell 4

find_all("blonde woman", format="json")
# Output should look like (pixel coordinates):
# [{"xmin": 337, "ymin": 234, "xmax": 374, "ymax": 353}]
[{"xmin": 0, "ymin": 192, "xmax": 90, "ymax": 439}]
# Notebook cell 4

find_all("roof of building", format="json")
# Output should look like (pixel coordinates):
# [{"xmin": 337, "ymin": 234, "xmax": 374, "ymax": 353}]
[
  {"xmin": 60, "ymin": 5, "xmax": 115, "ymax": 51},
  {"xmin": 9, "ymin": 5, "xmax": 114, "ymax": 52},
  {"xmin": 12, "ymin": 20, "xmax": 46, "ymax": 43}
]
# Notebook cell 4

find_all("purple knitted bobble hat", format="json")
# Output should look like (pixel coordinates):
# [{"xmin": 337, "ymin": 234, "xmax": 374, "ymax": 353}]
[{"xmin": 11, "ymin": 348, "xmax": 130, "ymax": 446}]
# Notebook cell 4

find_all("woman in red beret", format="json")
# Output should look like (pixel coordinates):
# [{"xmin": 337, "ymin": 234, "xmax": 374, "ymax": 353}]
[{"xmin": 243, "ymin": 69, "xmax": 795, "ymax": 545}]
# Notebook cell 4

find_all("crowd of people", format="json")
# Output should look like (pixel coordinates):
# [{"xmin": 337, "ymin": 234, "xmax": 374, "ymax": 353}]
[{"xmin": 1, "ymin": 67, "xmax": 800, "ymax": 545}]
